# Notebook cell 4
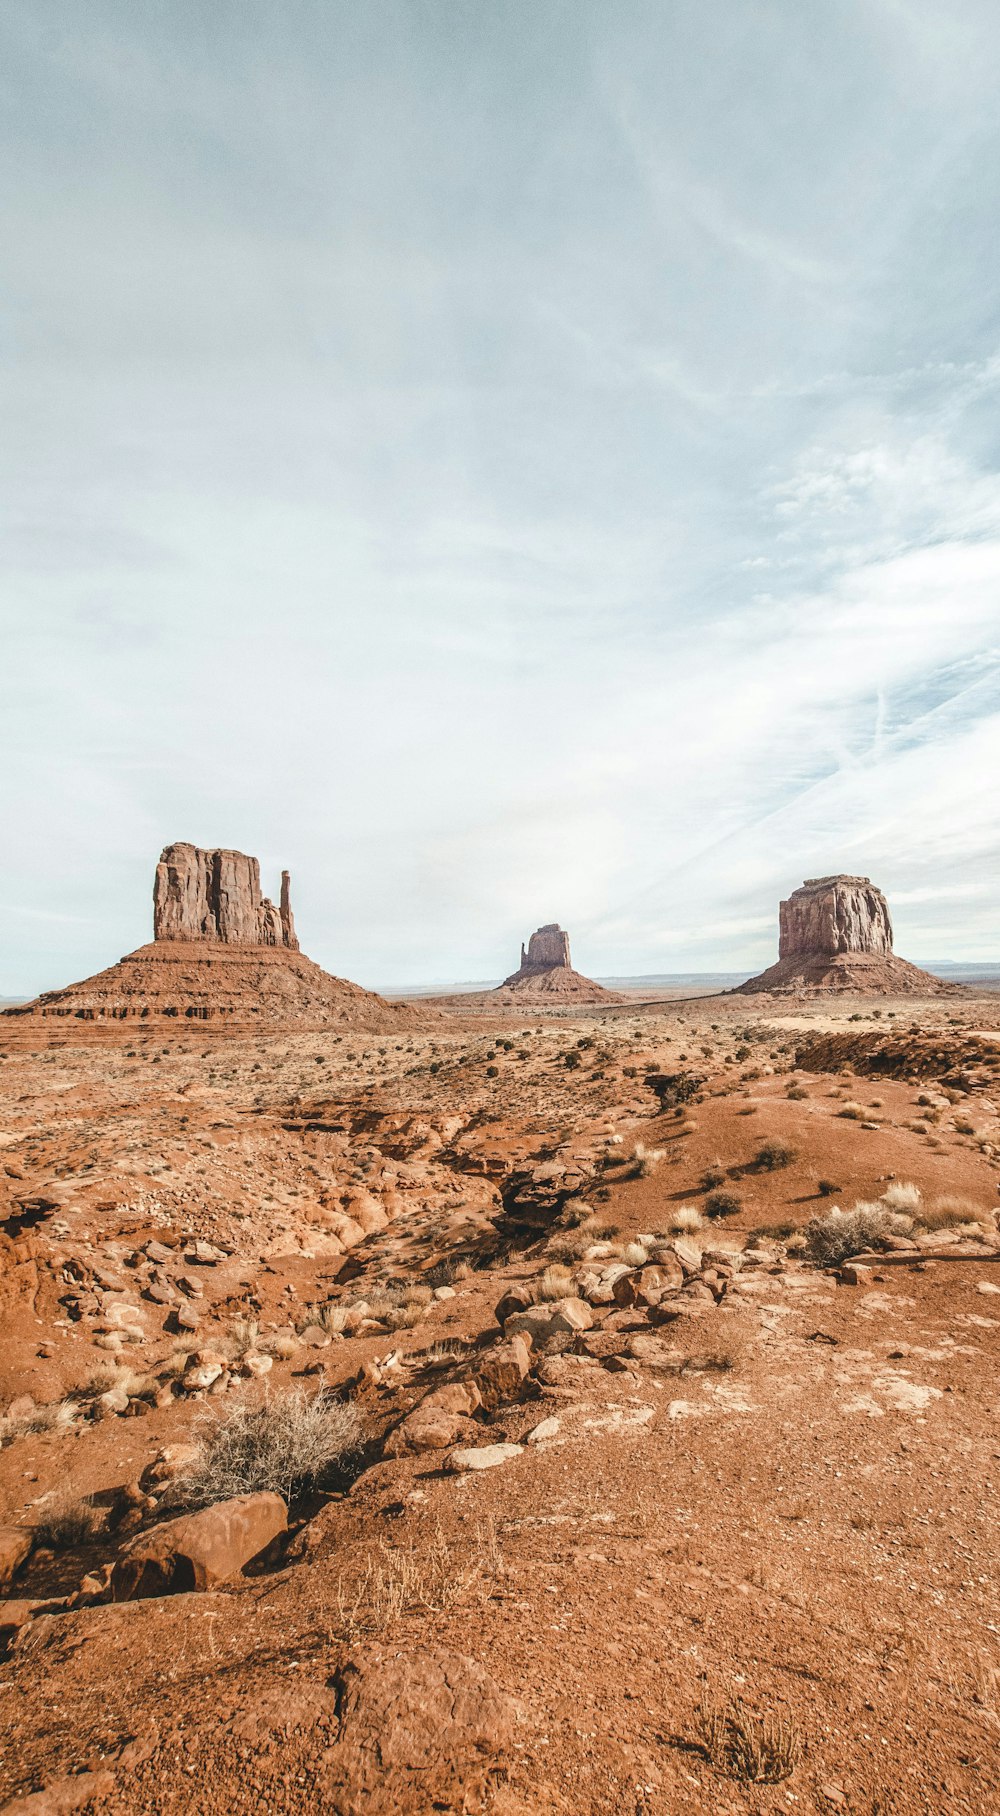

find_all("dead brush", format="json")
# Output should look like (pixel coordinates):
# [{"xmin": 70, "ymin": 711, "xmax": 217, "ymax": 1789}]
[
  {"xmin": 176, "ymin": 1387, "xmax": 364, "ymax": 1507},
  {"xmin": 545, "ymin": 1228, "xmax": 595, "ymax": 1264},
  {"xmin": 0, "ymin": 1398, "xmax": 79, "ymax": 1447},
  {"xmin": 32, "ymin": 1493, "xmax": 105, "ymax": 1551},
  {"xmin": 335, "ymin": 1517, "xmax": 503, "ymax": 1633},
  {"xmin": 696, "ymin": 1695, "xmax": 800, "ymax": 1783},
  {"xmin": 917, "ymin": 1194, "xmax": 994, "ymax": 1234},
  {"xmin": 630, "ymin": 1141, "xmax": 665, "ymax": 1179},
  {"xmin": 534, "ymin": 1265, "xmax": 577, "ymax": 1302}
]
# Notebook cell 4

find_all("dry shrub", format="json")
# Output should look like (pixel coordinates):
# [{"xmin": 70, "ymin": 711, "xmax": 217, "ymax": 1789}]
[
  {"xmin": 701, "ymin": 1164, "xmax": 727, "ymax": 1189},
  {"xmin": 336, "ymin": 1518, "xmax": 503, "ymax": 1632},
  {"xmin": 0, "ymin": 1398, "xmax": 78, "ymax": 1447},
  {"xmin": 696, "ymin": 1696, "xmax": 800, "ymax": 1783},
  {"xmin": 756, "ymin": 1139, "xmax": 797, "ymax": 1170},
  {"xmin": 225, "ymin": 1317, "xmax": 260, "ymax": 1360},
  {"xmin": 621, "ymin": 1240, "xmax": 650, "ymax": 1266},
  {"xmin": 838, "ymin": 1101, "xmax": 866, "ymax": 1120},
  {"xmin": 631, "ymin": 1141, "xmax": 665, "ymax": 1178},
  {"xmin": 545, "ymin": 1229, "xmax": 594, "ymax": 1264},
  {"xmin": 177, "ymin": 1388, "xmax": 364, "ymax": 1507},
  {"xmin": 704, "ymin": 1188, "xmax": 742, "ymax": 1219},
  {"xmin": 786, "ymin": 1084, "xmax": 808, "ymax": 1100},
  {"xmin": 33, "ymin": 1494, "xmax": 105, "ymax": 1551},
  {"xmin": 669, "ymin": 1206, "xmax": 705, "ymax": 1234},
  {"xmin": 804, "ymin": 1204, "xmax": 894, "ymax": 1266},
  {"xmin": 880, "ymin": 1182, "xmax": 921, "ymax": 1214},
  {"xmin": 918, "ymin": 1194, "xmax": 992, "ymax": 1233},
  {"xmin": 534, "ymin": 1265, "xmax": 577, "ymax": 1302}
]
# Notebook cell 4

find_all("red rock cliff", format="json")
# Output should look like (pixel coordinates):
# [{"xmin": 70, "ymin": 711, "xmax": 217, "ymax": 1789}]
[{"xmin": 152, "ymin": 843, "xmax": 300, "ymax": 949}]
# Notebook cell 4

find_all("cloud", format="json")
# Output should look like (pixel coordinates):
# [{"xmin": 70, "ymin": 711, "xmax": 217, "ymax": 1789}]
[{"xmin": 2, "ymin": 3, "xmax": 1000, "ymax": 991}]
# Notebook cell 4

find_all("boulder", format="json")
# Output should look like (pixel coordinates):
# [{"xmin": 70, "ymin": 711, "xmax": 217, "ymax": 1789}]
[
  {"xmin": 111, "ymin": 1492, "xmax": 287, "ymax": 1598},
  {"xmin": 0, "ymin": 1529, "xmax": 32, "ymax": 1588},
  {"xmin": 493, "ymin": 1284, "xmax": 534, "ymax": 1327},
  {"xmin": 325, "ymin": 1642, "xmax": 516, "ymax": 1814},
  {"xmin": 504, "ymin": 1297, "xmax": 593, "ymax": 1344},
  {"xmin": 465, "ymin": 1335, "xmax": 532, "ymax": 1411},
  {"xmin": 384, "ymin": 1407, "xmax": 478, "ymax": 1458}
]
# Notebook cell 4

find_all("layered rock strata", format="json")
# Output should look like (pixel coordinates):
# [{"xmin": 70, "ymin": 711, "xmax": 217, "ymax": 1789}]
[
  {"xmin": 779, "ymin": 876, "xmax": 892, "ymax": 959},
  {"xmin": 517, "ymin": 924, "xmax": 572, "ymax": 972},
  {"xmin": 738, "ymin": 874, "xmax": 956, "ymax": 995},
  {"xmin": 153, "ymin": 843, "xmax": 298, "ymax": 949}
]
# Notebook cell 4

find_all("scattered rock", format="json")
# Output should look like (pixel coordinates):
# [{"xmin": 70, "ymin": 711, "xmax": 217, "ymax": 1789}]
[{"xmin": 504, "ymin": 1297, "xmax": 593, "ymax": 1344}]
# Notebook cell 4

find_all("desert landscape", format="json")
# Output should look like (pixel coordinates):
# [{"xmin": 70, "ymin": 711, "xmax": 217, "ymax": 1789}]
[
  {"xmin": 2, "ymin": 852, "xmax": 1000, "ymax": 1813},
  {"xmin": 7, "ymin": 9, "xmax": 1000, "ymax": 1808}
]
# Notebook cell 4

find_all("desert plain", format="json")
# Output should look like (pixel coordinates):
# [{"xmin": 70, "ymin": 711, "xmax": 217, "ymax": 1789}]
[{"xmin": 3, "ymin": 933, "xmax": 1000, "ymax": 1816}]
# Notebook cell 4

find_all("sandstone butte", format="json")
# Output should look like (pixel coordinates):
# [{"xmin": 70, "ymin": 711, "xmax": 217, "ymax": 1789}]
[
  {"xmin": 3, "ymin": 842, "xmax": 422, "ymax": 1032},
  {"xmin": 737, "ymin": 873, "xmax": 958, "ymax": 995},
  {"xmin": 494, "ymin": 923, "xmax": 624, "ymax": 1003}
]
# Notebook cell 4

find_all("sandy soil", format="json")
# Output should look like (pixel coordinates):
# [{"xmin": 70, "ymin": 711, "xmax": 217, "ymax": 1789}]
[{"xmin": 2, "ymin": 989, "xmax": 1000, "ymax": 1812}]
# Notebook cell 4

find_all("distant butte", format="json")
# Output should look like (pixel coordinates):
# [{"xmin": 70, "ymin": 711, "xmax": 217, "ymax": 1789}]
[
  {"xmin": 495, "ymin": 924, "xmax": 623, "ymax": 1003},
  {"xmin": 4, "ymin": 843, "xmax": 421, "ymax": 1032},
  {"xmin": 737, "ymin": 874, "xmax": 958, "ymax": 995}
]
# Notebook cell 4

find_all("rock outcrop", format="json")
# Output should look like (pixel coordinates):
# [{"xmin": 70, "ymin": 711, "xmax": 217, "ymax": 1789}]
[
  {"xmin": 738, "ymin": 874, "xmax": 957, "ymax": 996},
  {"xmin": 495, "ymin": 925, "xmax": 623, "ymax": 1003},
  {"xmin": 517, "ymin": 923, "xmax": 572, "ymax": 972},
  {"xmin": 153, "ymin": 844, "xmax": 299, "ymax": 949},
  {"xmin": 779, "ymin": 876, "xmax": 892, "ymax": 959}
]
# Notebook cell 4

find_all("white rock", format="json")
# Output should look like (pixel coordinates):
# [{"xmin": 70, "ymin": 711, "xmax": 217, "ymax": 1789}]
[
  {"xmin": 434, "ymin": 1285, "xmax": 456, "ymax": 1300},
  {"xmin": 447, "ymin": 1443, "xmax": 523, "ymax": 1473},
  {"xmin": 526, "ymin": 1417, "xmax": 560, "ymax": 1444}
]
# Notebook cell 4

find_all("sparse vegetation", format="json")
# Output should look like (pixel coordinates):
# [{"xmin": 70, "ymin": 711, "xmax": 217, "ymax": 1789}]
[
  {"xmin": 33, "ymin": 1494, "xmax": 105, "ymax": 1551},
  {"xmin": 704, "ymin": 1188, "xmax": 742, "ymax": 1219},
  {"xmin": 177, "ymin": 1389, "xmax": 364, "ymax": 1507},
  {"xmin": 804, "ymin": 1204, "xmax": 894, "ymax": 1267},
  {"xmin": 630, "ymin": 1141, "xmax": 665, "ymax": 1178},
  {"xmin": 701, "ymin": 1164, "xmax": 727, "ymax": 1189},
  {"xmin": 696, "ymin": 1696, "xmax": 800, "ymax": 1783},
  {"xmin": 668, "ymin": 1206, "xmax": 705, "ymax": 1233},
  {"xmin": 756, "ymin": 1138, "xmax": 797, "ymax": 1170},
  {"xmin": 816, "ymin": 1178, "xmax": 839, "ymax": 1197}
]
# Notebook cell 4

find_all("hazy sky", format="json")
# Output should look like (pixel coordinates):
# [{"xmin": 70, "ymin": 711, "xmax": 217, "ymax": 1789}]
[{"xmin": 4, "ymin": 0, "xmax": 1000, "ymax": 995}]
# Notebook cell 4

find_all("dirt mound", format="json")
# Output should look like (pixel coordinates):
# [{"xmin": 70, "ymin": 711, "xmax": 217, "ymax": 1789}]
[
  {"xmin": 735, "ymin": 951, "xmax": 957, "ymax": 995},
  {"xmin": 795, "ymin": 1025, "xmax": 1000, "ymax": 1084},
  {"xmin": 2, "ymin": 942, "xmax": 423, "ymax": 1033}
]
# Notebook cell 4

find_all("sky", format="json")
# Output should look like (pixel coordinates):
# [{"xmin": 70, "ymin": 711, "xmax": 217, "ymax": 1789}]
[{"xmin": 3, "ymin": 0, "xmax": 1000, "ymax": 996}]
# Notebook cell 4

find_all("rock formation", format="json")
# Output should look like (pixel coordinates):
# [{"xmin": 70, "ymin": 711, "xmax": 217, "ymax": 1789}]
[
  {"xmin": 6, "ymin": 843, "xmax": 424, "ymax": 1031},
  {"xmin": 495, "ymin": 924, "xmax": 623, "ymax": 1003},
  {"xmin": 517, "ymin": 924, "xmax": 572, "ymax": 972},
  {"xmin": 153, "ymin": 843, "xmax": 299, "ymax": 949},
  {"xmin": 738, "ymin": 874, "xmax": 956, "ymax": 995},
  {"xmin": 779, "ymin": 876, "xmax": 892, "ymax": 960}
]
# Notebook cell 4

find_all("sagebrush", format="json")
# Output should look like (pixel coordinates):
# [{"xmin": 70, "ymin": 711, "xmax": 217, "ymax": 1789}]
[{"xmin": 177, "ymin": 1388, "xmax": 363, "ymax": 1506}]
